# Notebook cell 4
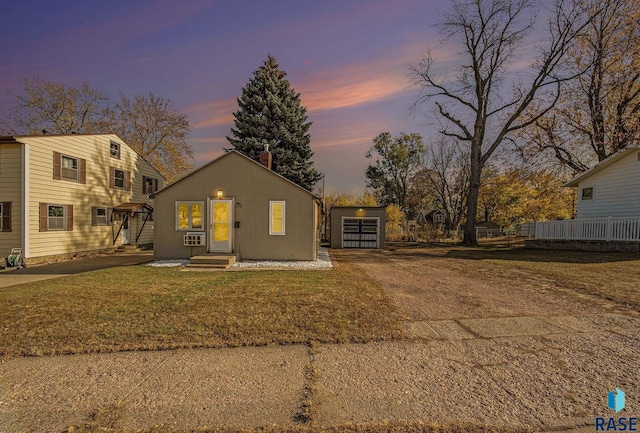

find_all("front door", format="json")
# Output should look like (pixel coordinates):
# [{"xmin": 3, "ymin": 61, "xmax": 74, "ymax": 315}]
[
  {"xmin": 121, "ymin": 215, "xmax": 131, "ymax": 245},
  {"xmin": 209, "ymin": 199, "xmax": 233, "ymax": 252}
]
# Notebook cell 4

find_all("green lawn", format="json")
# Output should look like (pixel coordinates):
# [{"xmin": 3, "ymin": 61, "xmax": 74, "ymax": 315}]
[{"xmin": 0, "ymin": 261, "xmax": 404, "ymax": 360}]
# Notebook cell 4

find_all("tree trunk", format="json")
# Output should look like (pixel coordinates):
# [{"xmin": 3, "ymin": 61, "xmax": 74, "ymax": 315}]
[{"xmin": 463, "ymin": 144, "xmax": 482, "ymax": 244}]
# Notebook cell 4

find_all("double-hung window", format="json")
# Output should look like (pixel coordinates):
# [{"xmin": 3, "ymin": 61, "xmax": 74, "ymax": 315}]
[
  {"xmin": 48, "ymin": 205, "xmax": 65, "ymax": 230},
  {"xmin": 110, "ymin": 141, "xmax": 121, "ymax": 159},
  {"xmin": 176, "ymin": 202, "xmax": 204, "ymax": 230},
  {"xmin": 114, "ymin": 169, "xmax": 125, "ymax": 189},
  {"xmin": 53, "ymin": 152, "xmax": 85, "ymax": 183}
]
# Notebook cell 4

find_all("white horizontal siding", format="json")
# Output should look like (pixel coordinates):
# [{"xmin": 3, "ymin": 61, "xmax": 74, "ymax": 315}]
[
  {"xmin": 19, "ymin": 135, "xmax": 163, "ymax": 258},
  {"xmin": 576, "ymin": 151, "xmax": 640, "ymax": 219},
  {"xmin": 0, "ymin": 144, "xmax": 23, "ymax": 256}
]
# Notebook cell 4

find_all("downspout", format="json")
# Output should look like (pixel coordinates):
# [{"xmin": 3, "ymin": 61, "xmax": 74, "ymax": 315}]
[{"xmin": 21, "ymin": 143, "xmax": 30, "ymax": 258}]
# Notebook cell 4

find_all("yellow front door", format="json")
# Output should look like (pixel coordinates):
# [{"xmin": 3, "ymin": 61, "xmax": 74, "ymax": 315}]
[{"xmin": 210, "ymin": 200, "xmax": 232, "ymax": 252}]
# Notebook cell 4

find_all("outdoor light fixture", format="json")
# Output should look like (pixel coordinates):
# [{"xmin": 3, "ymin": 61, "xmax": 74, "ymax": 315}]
[{"xmin": 216, "ymin": 190, "xmax": 224, "ymax": 199}]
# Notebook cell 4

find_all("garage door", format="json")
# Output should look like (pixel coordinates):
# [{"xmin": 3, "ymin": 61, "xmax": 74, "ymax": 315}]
[{"xmin": 342, "ymin": 218, "xmax": 379, "ymax": 248}]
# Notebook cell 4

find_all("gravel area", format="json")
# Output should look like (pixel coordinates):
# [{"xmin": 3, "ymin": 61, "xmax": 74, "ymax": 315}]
[{"xmin": 145, "ymin": 249, "xmax": 332, "ymax": 269}]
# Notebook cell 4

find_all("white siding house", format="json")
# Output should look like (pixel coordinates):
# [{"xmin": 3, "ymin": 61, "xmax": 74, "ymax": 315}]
[
  {"xmin": 532, "ymin": 145, "xmax": 640, "ymax": 248},
  {"xmin": 564, "ymin": 145, "xmax": 640, "ymax": 219}
]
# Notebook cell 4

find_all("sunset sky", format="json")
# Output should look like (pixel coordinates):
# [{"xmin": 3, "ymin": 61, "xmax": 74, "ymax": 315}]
[{"xmin": 1, "ymin": 0, "xmax": 460, "ymax": 192}]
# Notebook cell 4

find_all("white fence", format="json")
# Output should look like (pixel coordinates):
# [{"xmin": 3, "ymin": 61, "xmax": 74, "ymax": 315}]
[{"xmin": 535, "ymin": 217, "xmax": 640, "ymax": 242}]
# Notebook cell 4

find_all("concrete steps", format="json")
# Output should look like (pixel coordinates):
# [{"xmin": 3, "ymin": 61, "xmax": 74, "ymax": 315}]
[{"xmin": 187, "ymin": 255, "xmax": 236, "ymax": 269}]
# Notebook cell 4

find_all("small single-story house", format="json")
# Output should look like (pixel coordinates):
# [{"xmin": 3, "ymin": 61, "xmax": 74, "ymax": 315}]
[
  {"xmin": 0, "ymin": 134, "xmax": 164, "ymax": 262},
  {"xmin": 153, "ymin": 150, "xmax": 321, "ymax": 261},
  {"xmin": 330, "ymin": 206, "xmax": 386, "ymax": 249},
  {"xmin": 530, "ymin": 145, "xmax": 640, "ymax": 250}
]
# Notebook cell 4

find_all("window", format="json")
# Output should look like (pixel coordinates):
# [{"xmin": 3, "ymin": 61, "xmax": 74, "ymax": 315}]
[
  {"xmin": 114, "ymin": 169, "xmax": 125, "ymax": 189},
  {"xmin": 61, "ymin": 155, "xmax": 78, "ymax": 181},
  {"xmin": 0, "ymin": 202, "xmax": 10, "ymax": 232},
  {"xmin": 269, "ymin": 201, "xmax": 285, "ymax": 235},
  {"xmin": 143, "ymin": 176, "xmax": 158, "ymax": 194},
  {"xmin": 581, "ymin": 187, "xmax": 594, "ymax": 200},
  {"xmin": 92, "ymin": 207, "xmax": 111, "ymax": 226},
  {"xmin": 39, "ymin": 203, "xmax": 73, "ymax": 232},
  {"xmin": 110, "ymin": 167, "xmax": 131, "ymax": 190},
  {"xmin": 176, "ymin": 202, "xmax": 204, "ymax": 230},
  {"xmin": 110, "ymin": 141, "xmax": 120, "ymax": 159},
  {"xmin": 53, "ymin": 152, "xmax": 86, "ymax": 184},
  {"xmin": 48, "ymin": 205, "xmax": 65, "ymax": 230}
]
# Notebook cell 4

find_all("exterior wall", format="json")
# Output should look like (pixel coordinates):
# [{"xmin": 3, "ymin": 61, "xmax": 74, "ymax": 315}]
[
  {"xmin": 329, "ymin": 207, "xmax": 386, "ymax": 248},
  {"xmin": 154, "ymin": 151, "xmax": 318, "ymax": 261},
  {"xmin": 18, "ymin": 134, "xmax": 163, "ymax": 258},
  {"xmin": 575, "ymin": 150, "xmax": 640, "ymax": 219},
  {"xmin": 0, "ymin": 143, "xmax": 23, "ymax": 257}
]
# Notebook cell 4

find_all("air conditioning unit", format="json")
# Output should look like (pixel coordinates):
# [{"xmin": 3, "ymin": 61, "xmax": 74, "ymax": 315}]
[{"xmin": 183, "ymin": 232, "xmax": 205, "ymax": 246}]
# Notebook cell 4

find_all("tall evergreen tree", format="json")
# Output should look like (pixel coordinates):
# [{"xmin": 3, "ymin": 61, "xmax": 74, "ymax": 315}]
[{"xmin": 227, "ymin": 55, "xmax": 321, "ymax": 190}]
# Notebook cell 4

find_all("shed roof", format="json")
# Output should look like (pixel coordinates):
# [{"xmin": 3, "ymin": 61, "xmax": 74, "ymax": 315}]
[{"xmin": 563, "ymin": 145, "xmax": 640, "ymax": 187}]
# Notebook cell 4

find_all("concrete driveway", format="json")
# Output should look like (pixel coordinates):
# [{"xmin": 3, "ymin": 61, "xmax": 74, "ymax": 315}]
[{"xmin": 0, "ymin": 251, "xmax": 153, "ymax": 288}]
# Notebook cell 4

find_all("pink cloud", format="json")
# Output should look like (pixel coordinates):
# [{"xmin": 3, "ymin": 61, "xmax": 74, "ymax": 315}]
[{"xmin": 187, "ymin": 98, "xmax": 237, "ymax": 129}]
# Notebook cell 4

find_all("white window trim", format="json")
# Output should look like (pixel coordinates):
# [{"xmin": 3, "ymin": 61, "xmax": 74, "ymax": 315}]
[
  {"xmin": 114, "ymin": 169, "xmax": 126, "ymax": 190},
  {"xmin": 269, "ymin": 200, "xmax": 286, "ymax": 236},
  {"xmin": 110, "ymin": 141, "xmax": 121, "ymax": 159},
  {"xmin": 581, "ymin": 186, "xmax": 594, "ymax": 201},
  {"xmin": 48, "ymin": 204, "xmax": 66, "ymax": 231},
  {"xmin": 95, "ymin": 207, "xmax": 109, "ymax": 226},
  {"xmin": 61, "ymin": 155, "xmax": 79, "ymax": 181},
  {"xmin": 175, "ymin": 201, "xmax": 205, "ymax": 231}
]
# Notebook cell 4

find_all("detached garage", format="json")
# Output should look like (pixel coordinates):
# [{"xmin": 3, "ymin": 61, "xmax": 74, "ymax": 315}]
[{"xmin": 330, "ymin": 206, "xmax": 386, "ymax": 249}]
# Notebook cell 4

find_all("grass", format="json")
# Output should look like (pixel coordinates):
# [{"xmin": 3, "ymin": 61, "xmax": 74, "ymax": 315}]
[{"xmin": 0, "ymin": 261, "xmax": 404, "ymax": 360}]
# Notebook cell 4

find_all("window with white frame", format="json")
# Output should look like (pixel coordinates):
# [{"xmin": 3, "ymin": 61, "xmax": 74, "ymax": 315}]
[
  {"xmin": 114, "ymin": 169, "xmax": 126, "ymax": 189},
  {"xmin": 269, "ymin": 201, "xmax": 285, "ymax": 235},
  {"xmin": 61, "ymin": 155, "xmax": 78, "ymax": 181},
  {"xmin": 48, "ymin": 205, "xmax": 65, "ymax": 230},
  {"xmin": 110, "ymin": 141, "xmax": 121, "ymax": 159},
  {"xmin": 93, "ymin": 207, "xmax": 109, "ymax": 226},
  {"xmin": 176, "ymin": 202, "xmax": 204, "ymax": 230}
]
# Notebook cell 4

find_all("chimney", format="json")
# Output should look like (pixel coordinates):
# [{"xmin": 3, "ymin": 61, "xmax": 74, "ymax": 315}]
[{"xmin": 259, "ymin": 142, "xmax": 272, "ymax": 170}]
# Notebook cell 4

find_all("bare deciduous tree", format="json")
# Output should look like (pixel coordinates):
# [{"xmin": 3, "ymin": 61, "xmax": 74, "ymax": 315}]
[
  {"xmin": 520, "ymin": 0, "xmax": 640, "ymax": 173},
  {"xmin": 13, "ymin": 76, "xmax": 110, "ymax": 134},
  {"xmin": 6, "ymin": 77, "xmax": 193, "ymax": 181},
  {"xmin": 410, "ymin": 0, "xmax": 594, "ymax": 244},
  {"xmin": 111, "ymin": 92, "xmax": 192, "ymax": 182}
]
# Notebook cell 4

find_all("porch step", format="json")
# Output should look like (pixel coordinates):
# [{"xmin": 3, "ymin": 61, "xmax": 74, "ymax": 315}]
[{"xmin": 187, "ymin": 255, "xmax": 236, "ymax": 269}]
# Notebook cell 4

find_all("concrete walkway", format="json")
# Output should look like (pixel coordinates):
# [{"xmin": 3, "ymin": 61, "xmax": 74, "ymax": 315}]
[
  {"xmin": 1, "ymin": 313, "xmax": 638, "ymax": 432},
  {"xmin": 0, "ymin": 251, "xmax": 153, "ymax": 289}
]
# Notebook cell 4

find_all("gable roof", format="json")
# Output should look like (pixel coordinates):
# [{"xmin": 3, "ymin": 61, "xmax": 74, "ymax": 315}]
[
  {"xmin": 563, "ymin": 145, "xmax": 640, "ymax": 187},
  {"xmin": 154, "ymin": 150, "xmax": 320, "ymax": 199}
]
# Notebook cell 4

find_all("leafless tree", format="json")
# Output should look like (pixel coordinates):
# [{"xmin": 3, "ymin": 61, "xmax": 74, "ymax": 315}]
[
  {"xmin": 410, "ymin": 0, "xmax": 595, "ymax": 244},
  {"xmin": 520, "ymin": 0, "xmax": 640, "ymax": 173}
]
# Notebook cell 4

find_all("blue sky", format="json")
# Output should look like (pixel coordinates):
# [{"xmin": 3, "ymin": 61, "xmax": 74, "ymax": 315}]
[{"xmin": 1, "ymin": 0, "xmax": 465, "ymax": 192}]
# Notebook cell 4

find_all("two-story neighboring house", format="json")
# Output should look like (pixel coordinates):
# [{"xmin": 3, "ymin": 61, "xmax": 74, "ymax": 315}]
[{"xmin": 0, "ymin": 134, "xmax": 164, "ymax": 262}]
